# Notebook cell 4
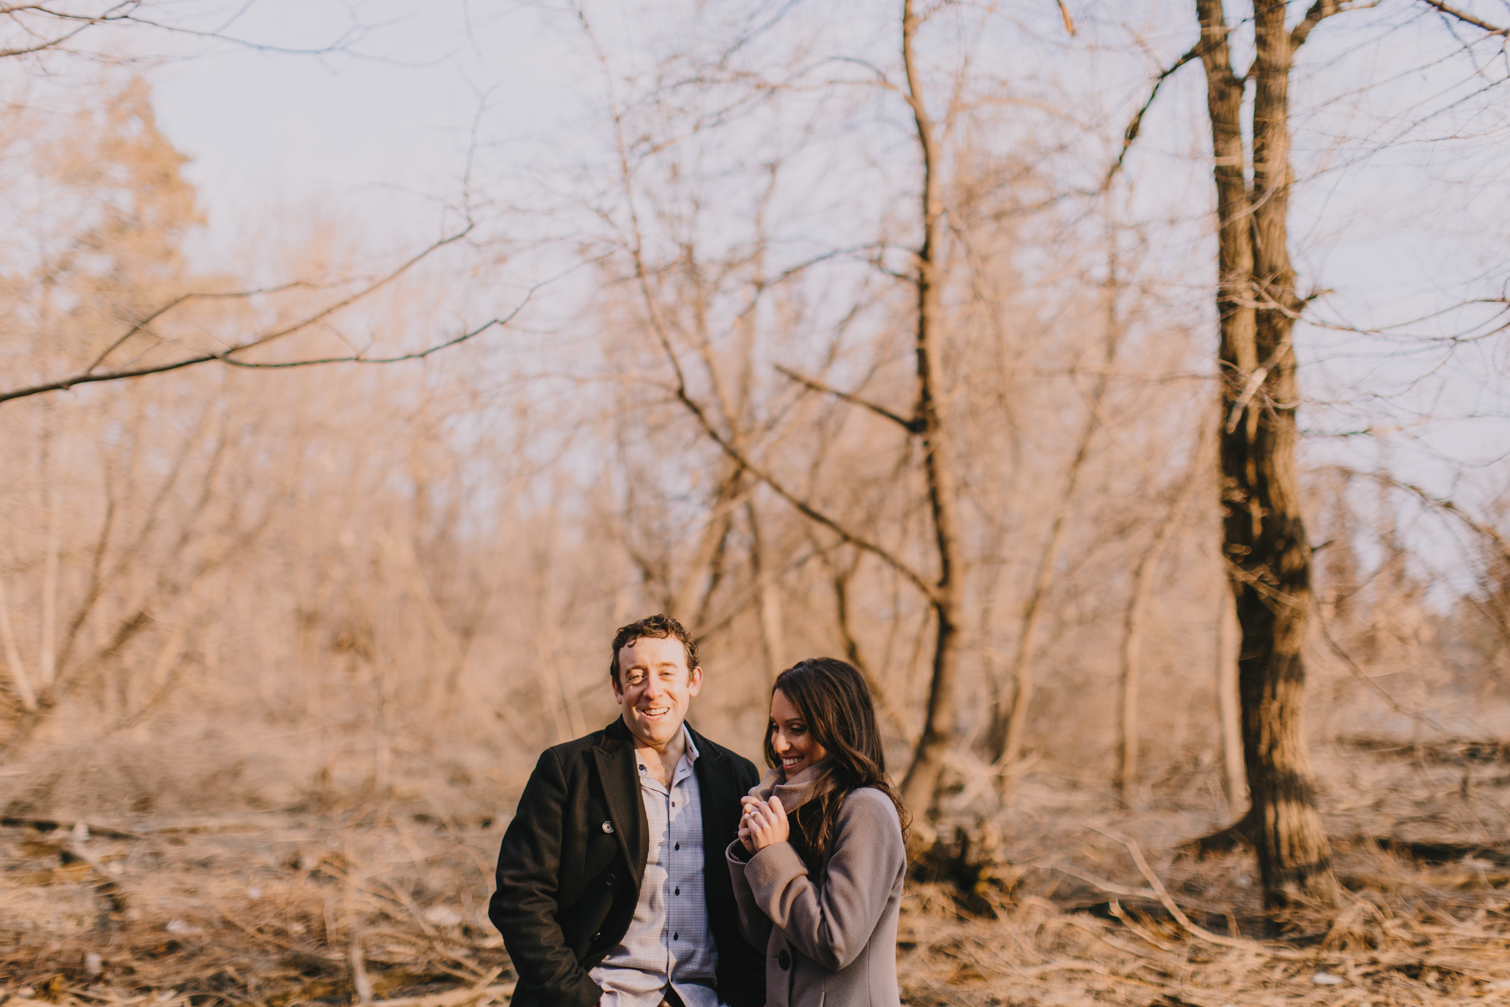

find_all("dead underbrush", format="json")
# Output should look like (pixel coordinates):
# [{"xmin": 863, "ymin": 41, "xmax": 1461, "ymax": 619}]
[
  {"xmin": 5, "ymin": 733, "xmax": 1510, "ymax": 1006},
  {"xmin": 5, "ymin": 816, "xmax": 1510, "ymax": 1007}
]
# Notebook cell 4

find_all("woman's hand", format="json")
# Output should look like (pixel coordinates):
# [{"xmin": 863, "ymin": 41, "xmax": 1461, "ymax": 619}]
[
  {"xmin": 738, "ymin": 796, "xmax": 761, "ymax": 853},
  {"xmin": 744, "ymin": 795, "xmax": 789, "ymax": 851}
]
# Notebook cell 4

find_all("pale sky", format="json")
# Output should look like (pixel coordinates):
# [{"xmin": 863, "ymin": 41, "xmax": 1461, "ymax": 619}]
[
  {"xmin": 147, "ymin": 1, "xmax": 580, "ymax": 252},
  {"xmin": 55, "ymin": 0, "xmax": 1510, "ymax": 532}
]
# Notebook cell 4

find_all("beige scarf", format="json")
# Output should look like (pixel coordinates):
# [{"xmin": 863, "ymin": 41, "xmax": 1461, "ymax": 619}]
[{"xmin": 749, "ymin": 760, "xmax": 834, "ymax": 815}]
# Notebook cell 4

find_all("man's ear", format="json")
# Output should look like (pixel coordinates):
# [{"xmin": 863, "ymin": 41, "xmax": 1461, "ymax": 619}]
[
  {"xmin": 687, "ymin": 665, "xmax": 704, "ymax": 698},
  {"xmin": 611, "ymin": 675, "xmax": 624, "ymax": 702}
]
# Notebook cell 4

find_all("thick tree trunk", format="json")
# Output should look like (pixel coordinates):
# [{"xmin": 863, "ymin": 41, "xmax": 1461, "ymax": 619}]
[
  {"xmin": 1194, "ymin": 0, "xmax": 1339, "ymax": 909},
  {"xmin": 1216, "ymin": 593, "xmax": 1245, "ymax": 810}
]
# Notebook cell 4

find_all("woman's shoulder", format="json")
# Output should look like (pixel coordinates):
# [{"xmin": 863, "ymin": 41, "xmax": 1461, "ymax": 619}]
[{"xmin": 837, "ymin": 786, "xmax": 903, "ymax": 828}]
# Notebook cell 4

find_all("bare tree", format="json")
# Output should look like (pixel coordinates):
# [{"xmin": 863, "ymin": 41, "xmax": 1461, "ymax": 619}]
[
  {"xmin": 1116, "ymin": 430, "xmax": 1207, "ymax": 803},
  {"xmin": 1188, "ymin": 0, "xmax": 1350, "ymax": 908},
  {"xmin": 989, "ymin": 269, "xmax": 1122, "ymax": 790},
  {"xmin": 608, "ymin": 0, "xmax": 968, "ymax": 822}
]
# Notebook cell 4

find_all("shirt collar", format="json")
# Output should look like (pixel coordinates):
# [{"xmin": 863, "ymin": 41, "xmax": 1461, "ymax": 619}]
[{"xmin": 634, "ymin": 725, "xmax": 700, "ymax": 783}]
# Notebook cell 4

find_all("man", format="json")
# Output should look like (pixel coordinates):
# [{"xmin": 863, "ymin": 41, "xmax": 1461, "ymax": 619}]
[{"xmin": 490, "ymin": 614, "xmax": 764, "ymax": 1007}]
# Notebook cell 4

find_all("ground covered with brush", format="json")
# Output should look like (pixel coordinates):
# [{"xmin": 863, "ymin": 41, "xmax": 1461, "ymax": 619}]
[
  {"xmin": 5, "ymin": 818, "xmax": 1510, "ymax": 1006},
  {"xmin": 6, "ymin": 734, "xmax": 1510, "ymax": 1006}
]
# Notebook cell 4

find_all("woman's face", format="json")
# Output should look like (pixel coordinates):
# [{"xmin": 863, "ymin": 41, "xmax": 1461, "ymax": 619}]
[{"xmin": 769, "ymin": 688, "xmax": 828, "ymax": 778}]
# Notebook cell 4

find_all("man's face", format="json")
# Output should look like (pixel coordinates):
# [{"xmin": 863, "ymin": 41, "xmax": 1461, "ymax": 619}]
[{"xmin": 612, "ymin": 635, "xmax": 703, "ymax": 751}]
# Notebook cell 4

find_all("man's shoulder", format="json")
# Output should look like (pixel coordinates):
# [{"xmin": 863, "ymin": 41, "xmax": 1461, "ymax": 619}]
[
  {"xmin": 537, "ymin": 722, "xmax": 622, "ymax": 767},
  {"xmin": 686, "ymin": 725, "xmax": 759, "ymax": 778}
]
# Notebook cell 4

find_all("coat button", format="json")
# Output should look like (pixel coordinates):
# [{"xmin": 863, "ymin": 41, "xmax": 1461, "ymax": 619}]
[
  {"xmin": 605, "ymin": 873, "xmax": 616, "ymax": 887},
  {"xmin": 602, "ymin": 820, "xmax": 614, "ymax": 834},
  {"xmin": 778, "ymin": 950, "xmax": 791, "ymax": 971}
]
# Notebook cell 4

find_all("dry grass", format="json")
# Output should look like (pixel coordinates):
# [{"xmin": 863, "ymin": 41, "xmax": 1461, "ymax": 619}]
[{"xmin": 6, "ymin": 733, "xmax": 1510, "ymax": 1007}]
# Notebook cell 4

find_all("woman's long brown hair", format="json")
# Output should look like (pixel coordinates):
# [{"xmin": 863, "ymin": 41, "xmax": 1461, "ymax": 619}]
[{"xmin": 765, "ymin": 657, "xmax": 909, "ymax": 864}]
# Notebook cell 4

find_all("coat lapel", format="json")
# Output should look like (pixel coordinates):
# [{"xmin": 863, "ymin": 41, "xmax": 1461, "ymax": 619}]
[
  {"xmin": 592, "ymin": 718, "xmax": 648, "ymax": 888},
  {"xmin": 689, "ymin": 724, "xmax": 734, "ymax": 858}
]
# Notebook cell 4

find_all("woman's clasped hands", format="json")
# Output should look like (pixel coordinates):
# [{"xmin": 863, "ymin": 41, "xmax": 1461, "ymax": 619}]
[{"xmin": 738, "ymin": 794, "xmax": 789, "ymax": 852}]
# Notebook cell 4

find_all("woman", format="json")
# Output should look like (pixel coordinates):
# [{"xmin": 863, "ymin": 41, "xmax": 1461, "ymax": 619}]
[{"xmin": 727, "ymin": 658, "xmax": 908, "ymax": 1007}]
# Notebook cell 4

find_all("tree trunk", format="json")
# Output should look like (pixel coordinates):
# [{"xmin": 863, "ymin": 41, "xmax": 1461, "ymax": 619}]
[
  {"xmin": 1118, "ymin": 430, "xmax": 1206, "ymax": 801},
  {"xmin": 39, "ymin": 413, "xmax": 59, "ymax": 688},
  {"xmin": 0, "ymin": 575, "xmax": 37, "ymax": 712},
  {"xmin": 1194, "ymin": 0, "xmax": 1338, "ymax": 909},
  {"xmin": 991, "ymin": 284, "xmax": 1120, "ymax": 789},
  {"xmin": 747, "ymin": 501, "xmax": 786, "ymax": 683},
  {"xmin": 1216, "ymin": 592, "xmax": 1245, "ymax": 811},
  {"xmin": 825, "ymin": 550, "xmax": 915, "ymax": 745},
  {"xmin": 1116, "ymin": 521, "xmax": 1167, "ymax": 803},
  {"xmin": 897, "ymin": 0, "xmax": 964, "ymax": 822}
]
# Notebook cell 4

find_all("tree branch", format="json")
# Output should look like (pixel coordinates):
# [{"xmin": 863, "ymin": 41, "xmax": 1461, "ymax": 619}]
[
  {"xmin": 660, "ymin": 361, "xmax": 939, "ymax": 605},
  {"xmin": 1292, "ymin": 0, "xmax": 1385, "ymax": 50},
  {"xmin": 1053, "ymin": 0, "xmax": 1075, "ymax": 36},
  {"xmin": 774, "ymin": 365, "xmax": 920, "ymax": 432},
  {"xmin": 1417, "ymin": 0, "xmax": 1509, "ymax": 36},
  {"xmin": 0, "ymin": 224, "xmax": 534, "ymax": 406},
  {"xmin": 581, "ymin": 0, "xmax": 941, "ymax": 608},
  {"xmin": 75, "ymin": 280, "xmax": 325, "ymax": 378},
  {"xmin": 1379, "ymin": 475, "xmax": 1510, "ymax": 565},
  {"xmin": 1105, "ymin": 43, "xmax": 1202, "ymax": 188}
]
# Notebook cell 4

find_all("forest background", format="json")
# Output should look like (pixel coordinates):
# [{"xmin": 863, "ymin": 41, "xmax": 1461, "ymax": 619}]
[{"xmin": 3, "ymin": 2, "xmax": 1510, "ymax": 1005}]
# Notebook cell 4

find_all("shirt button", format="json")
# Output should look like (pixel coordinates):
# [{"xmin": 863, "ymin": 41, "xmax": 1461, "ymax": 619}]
[
  {"xmin": 674, "ymin": 887, "xmax": 680, "ymax": 895},
  {"xmin": 674, "ymin": 842, "xmax": 679, "ymax": 851},
  {"xmin": 673, "ymin": 933, "xmax": 679, "ymax": 941}
]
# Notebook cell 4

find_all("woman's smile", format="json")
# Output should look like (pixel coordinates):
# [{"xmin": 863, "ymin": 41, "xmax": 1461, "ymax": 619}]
[{"xmin": 770, "ymin": 688, "xmax": 827, "ymax": 778}]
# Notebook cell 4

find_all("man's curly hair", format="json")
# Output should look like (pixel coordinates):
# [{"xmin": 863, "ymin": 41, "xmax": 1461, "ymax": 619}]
[{"xmin": 609, "ymin": 614, "xmax": 698, "ymax": 686}]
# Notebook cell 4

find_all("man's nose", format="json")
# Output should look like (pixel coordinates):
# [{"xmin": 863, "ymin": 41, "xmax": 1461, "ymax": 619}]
[{"xmin": 642, "ymin": 676, "xmax": 665, "ymax": 699}]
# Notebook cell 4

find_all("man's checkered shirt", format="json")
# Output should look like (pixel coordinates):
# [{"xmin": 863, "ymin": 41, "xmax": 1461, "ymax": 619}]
[{"xmin": 590, "ymin": 727, "xmax": 722, "ymax": 1007}]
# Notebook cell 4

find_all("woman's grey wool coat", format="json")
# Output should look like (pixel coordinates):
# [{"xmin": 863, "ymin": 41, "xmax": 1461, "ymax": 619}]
[{"xmin": 726, "ymin": 785, "xmax": 906, "ymax": 1007}]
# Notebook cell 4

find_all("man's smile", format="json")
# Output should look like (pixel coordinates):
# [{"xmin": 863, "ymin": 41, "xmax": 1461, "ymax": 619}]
[{"xmin": 612, "ymin": 635, "xmax": 705, "ymax": 753}]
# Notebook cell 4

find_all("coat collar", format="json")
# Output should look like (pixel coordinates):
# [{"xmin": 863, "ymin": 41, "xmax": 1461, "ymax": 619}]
[
  {"xmin": 592, "ymin": 716, "xmax": 729, "ymax": 889},
  {"xmin": 592, "ymin": 718, "xmax": 647, "ymax": 886},
  {"xmin": 750, "ymin": 761, "xmax": 834, "ymax": 815},
  {"xmin": 596, "ymin": 715, "xmax": 725, "ymax": 762}
]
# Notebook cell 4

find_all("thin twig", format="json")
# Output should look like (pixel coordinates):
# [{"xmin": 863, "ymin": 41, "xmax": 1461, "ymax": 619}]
[{"xmin": 1120, "ymin": 837, "xmax": 1257, "ymax": 950}]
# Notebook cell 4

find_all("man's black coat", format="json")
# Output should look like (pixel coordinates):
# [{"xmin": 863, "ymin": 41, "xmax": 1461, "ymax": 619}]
[{"xmin": 489, "ymin": 718, "xmax": 765, "ymax": 1007}]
